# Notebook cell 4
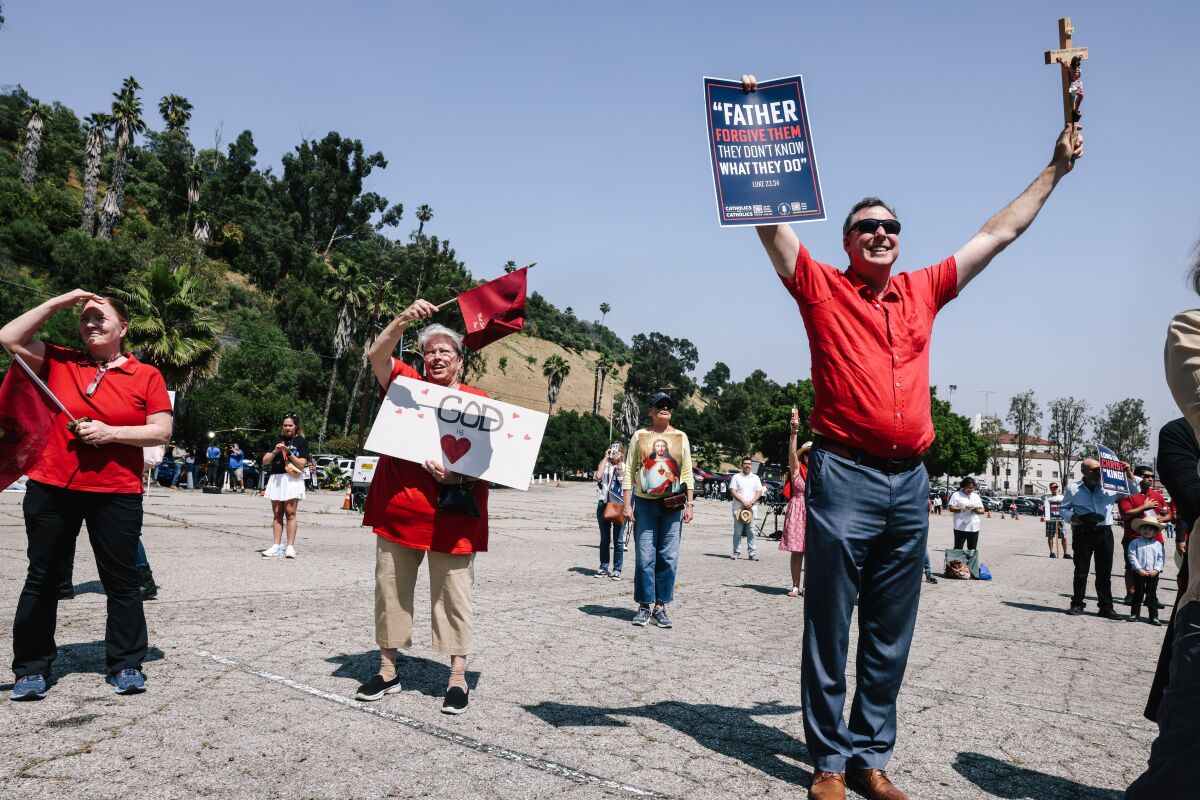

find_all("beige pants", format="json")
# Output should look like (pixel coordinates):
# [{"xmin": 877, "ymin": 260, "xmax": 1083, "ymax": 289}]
[{"xmin": 375, "ymin": 537, "xmax": 475, "ymax": 655}]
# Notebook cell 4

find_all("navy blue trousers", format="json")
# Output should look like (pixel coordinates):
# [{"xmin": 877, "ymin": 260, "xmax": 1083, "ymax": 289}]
[{"xmin": 802, "ymin": 448, "xmax": 929, "ymax": 772}]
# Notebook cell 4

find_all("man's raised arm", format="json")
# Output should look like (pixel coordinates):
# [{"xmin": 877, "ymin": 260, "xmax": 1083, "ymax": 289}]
[
  {"xmin": 953, "ymin": 124, "xmax": 1084, "ymax": 292},
  {"xmin": 740, "ymin": 74, "xmax": 802, "ymax": 280}
]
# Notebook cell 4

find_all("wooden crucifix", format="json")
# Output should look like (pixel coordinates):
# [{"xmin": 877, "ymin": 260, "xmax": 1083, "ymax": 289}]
[{"xmin": 1044, "ymin": 16, "xmax": 1088, "ymax": 136}]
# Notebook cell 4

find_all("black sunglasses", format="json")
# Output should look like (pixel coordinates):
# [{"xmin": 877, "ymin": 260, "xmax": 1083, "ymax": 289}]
[{"xmin": 847, "ymin": 218, "xmax": 901, "ymax": 236}]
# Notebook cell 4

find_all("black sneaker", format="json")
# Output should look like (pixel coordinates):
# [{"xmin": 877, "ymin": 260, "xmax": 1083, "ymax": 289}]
[
  {"xmin": 632, "ymin": 606, "xmax": 650, "ymax": 626},
  {"xmin": 1049, "ymin": 553, "xmax": 1057, "ymax": 558},
  {"xmin": 595, "ymin": 568, "xmax": 611, "ymax": 579},
  {"xmin": 442, "ymin": 686, "xmax": 469, "ymax": 715},
  {"xmin": 1065, "ymin": 605, "xmax": 1085, "ymax": 616},
  {"xmin": 1149, "ymin": 618, "xmax": 1163, "ymax": 626},
  {"xmin": 139, "ymin": 569, "xmax": 158, "ymax": 601},
  {"xmin": 1120, "ymin": 594, "xmax": 1134, "ymax": 606},
  {"xmin": 924, "ymin": 574, "xmax": 938, "ymax": 584},
  {"xmin": 1098, "ymin": 608, "xmax": 1128, "ymax": 621},
  {"xmin": 355, "ymin": 674, "xmax": 402, "ymax": 701},
  {"xmin": 1063, "ymin": 553, "xmax": 1073, "ymax": 560}
]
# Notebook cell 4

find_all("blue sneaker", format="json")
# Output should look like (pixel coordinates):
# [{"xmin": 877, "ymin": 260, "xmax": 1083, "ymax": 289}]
[
  {"xmin": 632, "ymin": 606, "xmax": 650, "ymax": 626},
  {"xmin": 10, "ymin": 674, "xmax": 47, "ymax": 701},
  {"xmin": 108, "ymin": 668, "xmax": 146, "ymax": 695}
]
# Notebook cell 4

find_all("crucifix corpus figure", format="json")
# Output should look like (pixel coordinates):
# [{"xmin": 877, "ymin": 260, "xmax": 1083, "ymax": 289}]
[{"xmin": 1045, "ymin": 17, "xmax": 1088, "ymax": 132}]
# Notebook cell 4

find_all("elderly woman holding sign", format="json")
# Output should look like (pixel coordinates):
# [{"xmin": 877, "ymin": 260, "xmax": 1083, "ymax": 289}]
[{"xmin": 358, "ymin": 300, "xmax": 488, "ymax": 715}]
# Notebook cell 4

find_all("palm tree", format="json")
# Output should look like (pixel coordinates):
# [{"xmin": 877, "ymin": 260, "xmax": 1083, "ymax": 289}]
[
  {"xmin": 319, "ymin": 255, "xmax": 374, "ymax": 447},
  {"xmin": 19, "ymin": 100, "xmax": 51, "ymax": 187},
  {"xmin": 192, "ymin": 210, "xmax": 211, "ymax": 243},
  {"xmin": 109, "ymin": 260, "xmax": 222, "ymax": 391},
  {"xmin": 415, "ymin": 204, "xmax": 433, "ymax": 237},
  {"xmin": 503, "ymin": 260, "xmax": 517, "ymax": 274},
  {"xmin": 592, "ymin": 352, "xmax": 615, "ymax": 415},
  {"xmin": 599, "ymin": 302, "xmax": 611, "ymax": 325},
  {"xmin": 543, "ymin": 354, "xmax": 570, "ymax": 416},
  {"xmin": 185, "ymin": 161, "xmax": 204, "ymax": 229},
  {"xmin": 81, "ymin": 113, "xmax": 109, "ymax": 234},
  {"xmin": 158, "ymin": 93, "xmax": 193, "ymax": 132},
  {"xmin": 97, "ymin": 77, "xmax": 147, "ymax": 239}
]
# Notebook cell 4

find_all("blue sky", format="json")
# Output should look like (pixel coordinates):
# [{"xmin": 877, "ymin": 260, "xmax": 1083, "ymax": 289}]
[{"xmin": 3, "ymin": 1, "xmax": 1198, "ymax": 458}]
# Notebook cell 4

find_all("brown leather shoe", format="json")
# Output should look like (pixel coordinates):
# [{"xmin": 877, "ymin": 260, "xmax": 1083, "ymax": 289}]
[
  {"xmin": 809, "ymin": 770, "xmax": 846, "ymax": 800},
  {"xmin": 846, "ymin": 769, "xmax": 907, "ymax": 800}
]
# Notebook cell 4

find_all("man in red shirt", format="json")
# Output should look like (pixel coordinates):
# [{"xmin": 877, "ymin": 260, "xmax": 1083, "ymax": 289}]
[
  {"xmin": 743, "ymin": 72, "xmax": 1083, "ymax": 800},
  {"xmin": 1118, "ymin": 467, "xmax": 1171, "ymax": 605}
]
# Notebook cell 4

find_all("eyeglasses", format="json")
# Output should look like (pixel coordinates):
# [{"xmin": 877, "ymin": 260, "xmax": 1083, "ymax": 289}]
[
  {"xmin": 652, "ymin": 404, "xmax": 674, "ymax": 411},
  {"xmin": 847, "ymin": 218, "xmax": 901, "ymax": 236},
  {"xmin": 423, "ymin": 348, "xmax": 459, "ymax": 359},
  {"xmin": 85, "ymin": 363, "xmax": 108, "ymax": 397}
]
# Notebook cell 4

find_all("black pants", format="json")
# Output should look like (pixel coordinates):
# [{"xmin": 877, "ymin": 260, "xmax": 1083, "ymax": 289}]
[
  {"xmin": 1071, "ymin": 524, "xmax": 1114, "ymax": 611},
  {"xmin": 1132, "ymin": 573, "xmax": 1162, "ymax": 619},
  {"xmin": 12, "ymin": 480, "xmax": 147, "ymax": 678},
  {"xmin": 953, "ymin": 529, "xmax": 979, "ymax": 550}
]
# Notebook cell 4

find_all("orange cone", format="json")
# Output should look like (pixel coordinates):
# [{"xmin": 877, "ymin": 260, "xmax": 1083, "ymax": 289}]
[{"xmin": 342, "ymin": 484, "xmax": 352, "ymax": 510}]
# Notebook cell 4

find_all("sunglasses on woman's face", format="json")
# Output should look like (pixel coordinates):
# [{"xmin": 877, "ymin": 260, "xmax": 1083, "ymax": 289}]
[{"xmin": 847, "ymin": 218, "xmax": 901, "ymax": 236}]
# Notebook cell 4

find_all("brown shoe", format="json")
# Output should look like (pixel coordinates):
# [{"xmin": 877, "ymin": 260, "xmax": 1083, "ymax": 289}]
[
  {"xmin": 809, "ymin": 770, "xmax": 846, "ymax": 800},
  {"xmin": 846, "ymin": 768, "xmax": 907, "ymax": 800}
]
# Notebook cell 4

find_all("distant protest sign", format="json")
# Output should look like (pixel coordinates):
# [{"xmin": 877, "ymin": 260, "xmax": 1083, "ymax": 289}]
[
  {"xmin": 1097, "ymin": 444, "xmax": 1130, "ymax": 494},
  {"xmin": 704, "ymin": 74, "xmax": 825, "ymax": 227},
  {"xmin": 364, "ymin": 376, "xmax": 548, "ymax": 491}
]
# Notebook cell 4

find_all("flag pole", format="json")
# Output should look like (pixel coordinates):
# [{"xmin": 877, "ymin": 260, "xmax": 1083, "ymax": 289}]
[
  {"xmin": 10, "ymin": 352, "xmax": 75, "ymax": 422},
  {"xmin": 434, "ymin": 263, "xmax": 536, "ymax": 311}
]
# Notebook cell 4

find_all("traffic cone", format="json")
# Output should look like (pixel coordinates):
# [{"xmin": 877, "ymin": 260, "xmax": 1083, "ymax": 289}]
[{"xmin": 342, "ymin": 484, "xmax": 352, "ymax": 510}]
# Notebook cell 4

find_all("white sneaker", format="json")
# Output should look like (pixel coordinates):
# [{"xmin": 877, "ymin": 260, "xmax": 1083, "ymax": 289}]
[
  {"xmin": 284, "ymin": 546, "xmax": 297, "ymax": 559},
  {"xmin": 261, "ymin": 544, "xmax": 281, "ymax": 558}
]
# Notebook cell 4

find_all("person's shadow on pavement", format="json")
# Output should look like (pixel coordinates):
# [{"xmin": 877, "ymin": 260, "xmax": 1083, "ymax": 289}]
[
  {"xmin": 953, "ymin": 751, "xmax": 1123, "ymax": 799},
  {"xmin": 326, "ymin": 651, "xmax": 480, "ymax": 696},
  {"xmin": 523, "ymin": 699, "xmax": 810, "ymax": 785}
]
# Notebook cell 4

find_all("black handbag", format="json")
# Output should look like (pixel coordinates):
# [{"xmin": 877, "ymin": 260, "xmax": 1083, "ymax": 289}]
[{"xmin": 437, "ymin": 482, "xmax": 481, "ymax": 518}]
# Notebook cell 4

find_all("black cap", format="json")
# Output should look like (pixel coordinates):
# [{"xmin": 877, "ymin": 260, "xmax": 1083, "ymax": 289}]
[{"xmin": 648, "ymin": 392, "xmax": 675, "ymax": 409}]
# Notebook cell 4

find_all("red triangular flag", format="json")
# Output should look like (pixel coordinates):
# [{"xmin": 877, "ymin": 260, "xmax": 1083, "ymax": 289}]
[
  {"xmin": 0, "ymin": 358, "xmax": 58, "ymax": 489},
  {"xmin": 458, "ymin": 266, "xmax": 528, "ymax": 350}
]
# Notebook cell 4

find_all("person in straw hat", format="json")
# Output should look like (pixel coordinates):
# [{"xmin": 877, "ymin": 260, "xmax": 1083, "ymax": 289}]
[{"xmin": 1126, "ymin": 515, "xmax": 1166, "ymax": 626}]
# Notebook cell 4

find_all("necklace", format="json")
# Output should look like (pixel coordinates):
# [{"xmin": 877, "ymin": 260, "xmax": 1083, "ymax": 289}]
[{"xmin": 84, "ymin": 353, "xmax": 123, "ymax": 397}]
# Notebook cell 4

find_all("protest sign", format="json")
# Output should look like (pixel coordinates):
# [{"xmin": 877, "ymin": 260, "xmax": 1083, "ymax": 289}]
[
  {"xmin": 363, "ymin": 376, "xmax": 548, "ymax": 490},
  {"xmin": 1097, "ymin": 444, "xmax": 1130, "ymax": 494},
  {"xmin": 704, "ymin": 74, "xmax": 825, "ymax": 227},
  {"xmin": 1046, "ymin": 498, "xmax": 1062, "ymax": 521}
]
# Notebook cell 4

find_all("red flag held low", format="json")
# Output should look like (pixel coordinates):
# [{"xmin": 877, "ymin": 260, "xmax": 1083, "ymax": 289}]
[
  {"xmin": 458, "ymin": 266, "xmax": 529, "ymax": 350},
  {"xmin": 0, "ymin": 358, "xmax": 58, "ymax": 489}
]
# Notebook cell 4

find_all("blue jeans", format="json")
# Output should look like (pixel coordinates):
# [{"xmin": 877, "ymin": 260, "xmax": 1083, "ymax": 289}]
[
  {"xmin": 802, "ymin": 447, "xmax": 929, "ymax": 773},
  {"xmin": 732, "ymin": 516, "xmax": 757, "ymax": 555},
  {"xmin": 170, "ymin": 461, "xmax": 185, "ymax": 486},
  {"xmin": 596, "ymin": 500, "xmax": 624, "ymax": 573},
  {"xmin": 633, "ymin": 495, "xmax": 682, "ymax": 606}
]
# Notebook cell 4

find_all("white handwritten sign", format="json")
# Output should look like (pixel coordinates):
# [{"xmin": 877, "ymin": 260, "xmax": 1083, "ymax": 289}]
[{"xmin": 363, "ymin": 376, "xmax": 548, "ymax": 491}]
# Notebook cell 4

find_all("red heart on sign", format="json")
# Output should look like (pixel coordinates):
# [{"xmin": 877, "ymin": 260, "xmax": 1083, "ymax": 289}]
[
  {"xmin": 417, "ymin": 413, "xmax": 424, "ymax": 419},
  {"xmin": 523, "ymin": 434, "xmax": 531, "ymax": 440},
  {"xmin": 421, "ymin": 388, "xmax": 430, "ymax": 395},
  {"xmin": 506, "ymin": 433, "xmax": 514, "ymax": 439},
  {"xmin": 440, "ymin": 435, "xmax": 472, "ymax": 464},
  {"xmin": 394, "ymin": 408, "xmax": 403, "ymax": 414},
  {"xmin": 512, "ymin": 412, "xmax": 520, "ymax": 419}
]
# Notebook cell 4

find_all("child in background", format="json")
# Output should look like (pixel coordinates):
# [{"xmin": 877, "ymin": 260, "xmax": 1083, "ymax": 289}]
[{"xmin": 1127, "ymin": 516, "xmax": 1166, "ymax": 625}]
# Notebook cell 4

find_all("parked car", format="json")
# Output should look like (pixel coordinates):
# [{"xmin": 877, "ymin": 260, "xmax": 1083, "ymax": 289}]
[{"xmin": 310, "ymin": 453, "xmax": 345, "ymax": 469}]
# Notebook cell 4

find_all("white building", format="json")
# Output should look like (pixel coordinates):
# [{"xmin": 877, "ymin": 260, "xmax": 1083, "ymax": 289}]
[{"xmin": 947, "ymin": 432, "xmax": 1083, "ymax": 496}]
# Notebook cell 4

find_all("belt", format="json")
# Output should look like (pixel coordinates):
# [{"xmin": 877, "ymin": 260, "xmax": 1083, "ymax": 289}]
[{"xmin": 813, "ymin": 435, "xmax": 924, "ymax": 475}]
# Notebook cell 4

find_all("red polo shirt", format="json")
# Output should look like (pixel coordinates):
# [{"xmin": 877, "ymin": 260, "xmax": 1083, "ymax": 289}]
[
  {"xmin": 362, "ymin": 360, "xmax": 490, "ymax": 554},
  {"xmin": 779, "ymin": 244, "xmax": 958, "ymax": 458},
  {"xmin": 1118, "ymin": 490, "xmax": 1166, "ymax": 545},
  {"xmin": 27, "ymin": 344, "xmax": 172, "ymax": 494}
]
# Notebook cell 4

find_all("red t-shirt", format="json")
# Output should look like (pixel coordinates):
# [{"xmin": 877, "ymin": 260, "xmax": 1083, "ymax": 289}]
[
  {"xmin": 27, "ymin": 344, "xmax": 172, "ymax": 494},
  {"xmin": 779, "ymin": 245, "xmax": 958, "ymax": 458},
  {"xmin": 1118, "ymin": 490, "xmax": 1166, "ymax": 545},
  {"xmin": 362, "ymin": 360, "xmax": 490, "ymax": 554}
]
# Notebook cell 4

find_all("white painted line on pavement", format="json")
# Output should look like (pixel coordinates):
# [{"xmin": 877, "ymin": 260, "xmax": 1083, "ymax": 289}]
[{"xmin": 194, "ymin": 650, "xmax": 670, "ymax": 798}]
